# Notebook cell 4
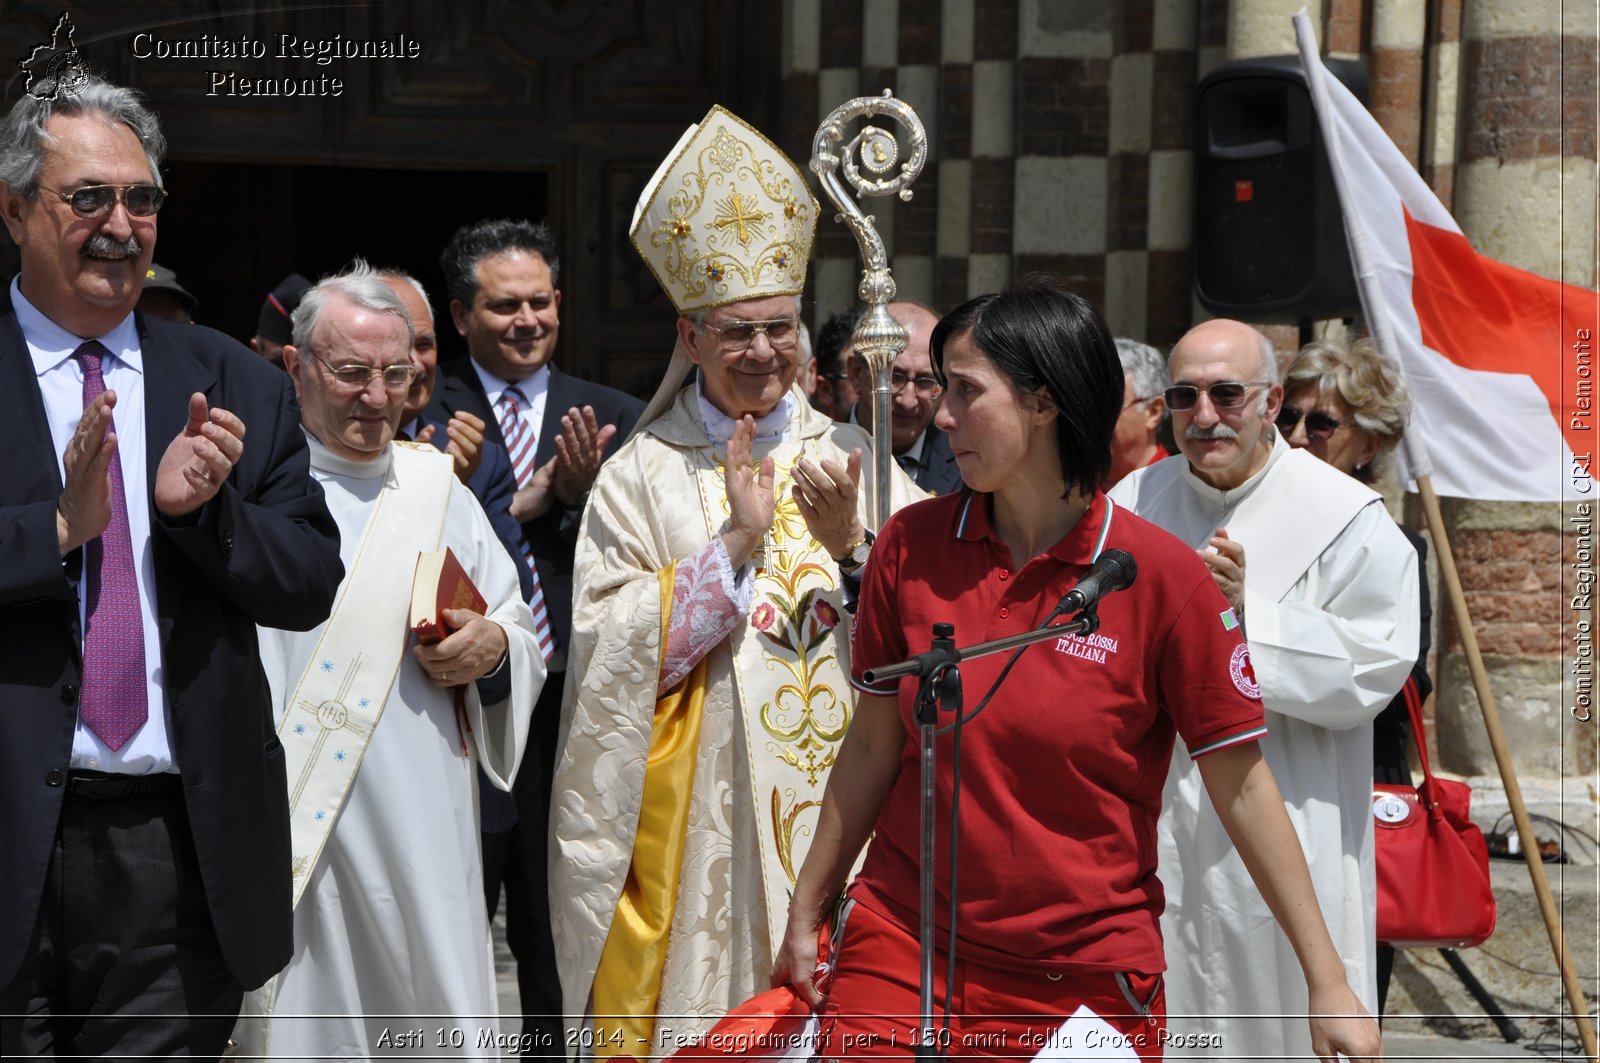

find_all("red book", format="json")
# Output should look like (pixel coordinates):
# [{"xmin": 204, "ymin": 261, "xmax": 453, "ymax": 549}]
[
  {"xmin": 410, "ymin": 547, "xmax": 488, "ymax": 756},
  {"xmin": 411, "ymin": 547, "xmax": 487, "ymax": 644}
]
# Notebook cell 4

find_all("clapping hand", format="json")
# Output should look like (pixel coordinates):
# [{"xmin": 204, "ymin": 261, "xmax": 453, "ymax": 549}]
[
  {"xmin": 792, "ymin": 448, "xmax": 865, "ymax": 562},
  {"xmin": 155, "ymin": 393, "xmax": 245, "ymax": 519},
  {"xmin": 417, "ymin": 411, "xmax": 488, "ymax": 484},
  {"xmin": 552, "ymin": 405, "xmax": 618, "ymax": 506},
  {"xmin": 55, "ymin": 389, "xmax": 119, "ymax": 555},
  {"xmin": 721, "ymin": 416, "xmax": 775, "ymax": 568}
]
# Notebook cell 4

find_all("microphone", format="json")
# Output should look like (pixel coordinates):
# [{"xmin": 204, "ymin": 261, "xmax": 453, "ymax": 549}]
[{"xmin": 1056, "ymin": 549, "xmax": 1137, "ymax": 615}]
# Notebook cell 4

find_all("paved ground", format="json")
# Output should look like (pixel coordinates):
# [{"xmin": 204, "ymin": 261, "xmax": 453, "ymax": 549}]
[{"xmin": 492, "ymin": 916, "xmax": 1588, "ymax": 1060}]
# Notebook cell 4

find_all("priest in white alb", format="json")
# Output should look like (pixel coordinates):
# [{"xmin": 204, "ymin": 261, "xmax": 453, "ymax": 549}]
[
  {"xmin": 550, "ymin": 106, "xmax": 920, "ymax": 1059},
  {"xmin": 1109, "ymin": 318, "xmax": 1418, "ymax": 1060},
  {"xmin": 234, "ymin": 264, "xmax": 545, "ymax": 1058}
]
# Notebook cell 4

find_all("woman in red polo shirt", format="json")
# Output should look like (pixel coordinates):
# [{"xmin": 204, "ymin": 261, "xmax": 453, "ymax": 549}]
[{"xmin": 772, "ymin": 280, "xmax": 1382, "ymax": 1061}]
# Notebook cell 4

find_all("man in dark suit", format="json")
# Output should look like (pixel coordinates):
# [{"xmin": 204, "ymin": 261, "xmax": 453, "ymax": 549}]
[
  {"xmin": 845, "ymin": 300, "xmax": 963, "ymax": 496},
  {"xmin": 430, "ymin": 218, "xmax": 642, "ymax": 1044},
  {"xmin": 384, "ymin": 265, "xmax": 530, "ymax": 847},
  {"xmin": 0, "ymin": 79, "xmax": 341, "ymax": 1057},
  {"xmin": 383, "ymin": 266, "xmax": 532, "ymax": 604}
]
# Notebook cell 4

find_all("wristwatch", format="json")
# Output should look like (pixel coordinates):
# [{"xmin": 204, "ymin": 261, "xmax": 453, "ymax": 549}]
[{"xmin": 834, "ymin": 530, "xmax": 874, "ymax": 574}]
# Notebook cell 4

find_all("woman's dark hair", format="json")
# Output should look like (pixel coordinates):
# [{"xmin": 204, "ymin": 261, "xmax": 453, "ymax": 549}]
[{"xmin": 930, "ymin": 276, "xmax": 1122, "ymax": 497}]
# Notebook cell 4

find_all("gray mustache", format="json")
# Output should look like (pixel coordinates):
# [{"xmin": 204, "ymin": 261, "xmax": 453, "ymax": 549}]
[{"xmin": 81, "ymin": 233, "xmax": 144, "ymax": 259}]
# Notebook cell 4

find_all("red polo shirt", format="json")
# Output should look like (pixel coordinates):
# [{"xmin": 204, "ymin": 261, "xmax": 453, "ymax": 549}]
[{"xmin": 849, "ymin": 490, "xmax": 1266, "ymax": 973}]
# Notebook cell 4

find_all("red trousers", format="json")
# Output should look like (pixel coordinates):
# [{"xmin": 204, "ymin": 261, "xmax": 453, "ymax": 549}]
[{"xmin": 817, "ymin": 899, "xmax": 1166, "ymax": 1061}]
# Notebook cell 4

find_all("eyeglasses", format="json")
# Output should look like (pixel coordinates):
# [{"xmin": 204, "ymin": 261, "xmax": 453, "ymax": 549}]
[
  {"xmin": 310, "ymin": 351, "xmax": 419, "ymax": 391},
  {"xmin": 888, "ymin": 370, "xmax": 943, "ymax": 398},
  {"xmin": 1163, "ymin": 381, "xmax": 1271, "ymax": 411},
  {"xmin": 1276, "ymin": 404, "xmax": 1345, "ymax": 440},
  {"xmin": 1121, "ymin": 395, "xmax": 1160, "ymax": 412},
  {"xmin": 42, "ymin": 183, "xmax": 166, "ymax": 219},
  {"xmin": 701, "ymin": 318, "xmax": 800, "ymax": 352}
]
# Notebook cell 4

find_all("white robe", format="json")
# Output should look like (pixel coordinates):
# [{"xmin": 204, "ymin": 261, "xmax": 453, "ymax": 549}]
[
  {"xmin": 551, "ymin": 386, "xmax": 922, "ymax": 1052},
  {"xmin": 1110, "ymin": 434, "xmax": 1419, "ymax": 1060},
  {"xmin": 240, "ymin": 439, "xmax": 544, "ymax": 1060}
]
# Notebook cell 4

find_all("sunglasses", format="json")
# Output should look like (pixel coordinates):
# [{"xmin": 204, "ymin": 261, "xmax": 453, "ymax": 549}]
[
  {"xmin": 1276, "ymin": 404, "xmax": 1344, "ymax": 440},
  {"xmin": 43, "ymin": 183, "xmax": 167, "ymax": 219},
  {"xmin": 1163, "ymin": 381, "xmax": 1270, "ymax": 411}
]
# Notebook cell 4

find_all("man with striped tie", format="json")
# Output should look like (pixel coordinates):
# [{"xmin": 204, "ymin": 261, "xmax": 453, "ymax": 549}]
[{"xmin": 430, "ymin": 217, "xmax": 642, "ymax": 1047}]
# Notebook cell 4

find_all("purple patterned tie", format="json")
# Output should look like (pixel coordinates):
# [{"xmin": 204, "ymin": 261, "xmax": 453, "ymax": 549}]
[
  {"xmin": 495, "ymin": 387, "xmax": 556, "ymax": 660},
  {"xmin": 75, "ymin": 341, "xmax": 147, "ymax": 750}
]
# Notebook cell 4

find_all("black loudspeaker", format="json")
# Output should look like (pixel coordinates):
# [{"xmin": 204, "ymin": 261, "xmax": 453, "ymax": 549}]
[{"xmin": 1194, "ymin": 55, "xmax": 1369, "ymax": 322}]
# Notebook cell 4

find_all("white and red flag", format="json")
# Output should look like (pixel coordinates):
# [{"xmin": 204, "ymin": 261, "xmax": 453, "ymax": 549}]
[{"xmin": 1294, "ymin": 11, "xmax": 1598, "ymax": 502}]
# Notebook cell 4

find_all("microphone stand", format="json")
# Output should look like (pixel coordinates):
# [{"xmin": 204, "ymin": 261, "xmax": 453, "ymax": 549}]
[{"xmin": 862, "ymin": 608, "xmax": 1102, "ymax": 1058}]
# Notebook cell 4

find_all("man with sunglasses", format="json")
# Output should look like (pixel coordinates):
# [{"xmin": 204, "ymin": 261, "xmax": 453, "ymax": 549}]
[
  {"xmin": 237, "ymin": 264, "xmax": 545, "ymax": 1056},
  {"xmin": 552, "ymin": 106, "xmax": 922, "ymax": 1056},
  {"xmin": 0, "ymin": 79, "xmax": 343, "ymax": 1057},
  {"xmin": 843, "ymin": 300, "xmax": 963, "ymax": 496},
  {"xmin": 1109, "ymin": 317, "xmax": 1419, "ymax": 1060}
]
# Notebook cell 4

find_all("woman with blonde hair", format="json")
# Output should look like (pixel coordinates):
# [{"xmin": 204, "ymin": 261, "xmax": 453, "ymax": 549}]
[{"xmin": 1279, "ymin": 334, "xmax": 1431, "ymax": 1015}]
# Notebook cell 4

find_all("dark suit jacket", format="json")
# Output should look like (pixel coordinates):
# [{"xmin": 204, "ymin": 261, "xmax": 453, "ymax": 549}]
[
  {"xmin": 413, "ymin": 412, "xmax": 534, "ymax": 604},
  {"xmin": 905, "ymin": 424, "xmax": 963, "ymax": 496},
  {"xmin": 851, "ymin": 407, "xmax": 964, "ymax": 497},
  {"xmin": 0, "ymin": 305, "xmax": 343, "ymax": 990},
  {"xmin": 427, "ymin": 359, "xmax": 643, "ymax": 643}
]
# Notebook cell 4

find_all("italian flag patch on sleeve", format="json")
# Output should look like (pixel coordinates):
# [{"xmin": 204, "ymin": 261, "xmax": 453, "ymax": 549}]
[{"xmin": 1220, "ymin": 608, "xmax": 1239, "ymax": 631}]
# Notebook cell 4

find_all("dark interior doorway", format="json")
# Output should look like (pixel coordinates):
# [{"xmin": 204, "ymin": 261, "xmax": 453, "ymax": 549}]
[{"xmin": 154, "ymin": 160, "xmax": 549, "ymax": 356}]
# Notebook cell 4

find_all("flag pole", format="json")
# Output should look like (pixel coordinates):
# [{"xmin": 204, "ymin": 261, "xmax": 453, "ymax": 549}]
[{"xmin": 1292, "ymin": 10, "xmax": 1598, "ymax": 1057}]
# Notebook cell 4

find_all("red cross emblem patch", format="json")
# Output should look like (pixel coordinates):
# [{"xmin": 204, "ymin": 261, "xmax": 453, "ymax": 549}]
[{"xmin": 1230, "ymin": 644, "xmax": 1262, "ymax": 700}]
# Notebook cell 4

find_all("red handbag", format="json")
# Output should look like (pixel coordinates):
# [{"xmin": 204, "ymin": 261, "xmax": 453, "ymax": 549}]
[{"xmin": 1372, "ymin": 679, "xmax": 1497, "ymax": 948}]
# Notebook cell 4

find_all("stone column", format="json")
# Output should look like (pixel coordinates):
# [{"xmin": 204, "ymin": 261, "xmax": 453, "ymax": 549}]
[{"xmin": 1437, "ymin": 0, "xmax": 1597, "ymax": 783}]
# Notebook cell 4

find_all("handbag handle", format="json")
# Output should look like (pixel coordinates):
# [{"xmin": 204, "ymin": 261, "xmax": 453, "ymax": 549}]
[{"xmin": 1400, "ymin": 676, "xmax": 1444, "ymax": 818}]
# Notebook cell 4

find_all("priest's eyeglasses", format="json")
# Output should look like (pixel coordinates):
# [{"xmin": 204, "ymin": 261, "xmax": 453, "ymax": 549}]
[
  {"xmin": 42, "ymin": 183, "xmax": 166, "ymax": 219},
  {"xmin": 310, "ymin": 352, "xmax": 419, "ymax": 391},
  {"xmin": 1163, "ymin": 381, "xmax": 1271, "ymax": 411},
  {"xmin": 1275, "ymin": 404, "xmax": 1344, "ymax": 440},
  {"xmin": 701, "ymin": 318, "xmax": 800, "ymax": 352}
]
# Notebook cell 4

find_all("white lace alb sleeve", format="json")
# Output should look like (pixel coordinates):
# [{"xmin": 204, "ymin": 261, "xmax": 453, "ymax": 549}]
[{"xmin": 658, "ymin": 536, "xmax": 752, "ymax": 691}]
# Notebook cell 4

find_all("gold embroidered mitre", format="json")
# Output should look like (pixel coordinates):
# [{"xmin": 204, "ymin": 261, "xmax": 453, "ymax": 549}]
[{"xmin": 630, "ymin": 106, "xmax": 817, "ymax": 314}]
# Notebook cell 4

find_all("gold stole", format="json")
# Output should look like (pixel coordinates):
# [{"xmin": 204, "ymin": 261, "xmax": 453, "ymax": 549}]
[{"xmin": 592, "ymin": 566, "xmax": 707, "ymax": 1060}]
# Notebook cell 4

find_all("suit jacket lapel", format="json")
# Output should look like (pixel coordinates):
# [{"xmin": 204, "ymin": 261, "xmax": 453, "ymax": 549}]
[
  {"xmin": 447, "ymin": 359, "xmax": 503, "ymax": 450},
  {"xmin": 536, "ymin": 366, "xmax": 573, "ymax": 466},
  {"xmin": 0, "ymin": 311, "xmax": 64, "ymax": 499},
  {"xmin": 140, "ymin": 319, "xmax": 217, "ymax": 494}
]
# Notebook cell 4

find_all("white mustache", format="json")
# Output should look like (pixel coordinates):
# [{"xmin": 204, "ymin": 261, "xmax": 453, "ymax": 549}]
[{"xmin": 1184, "ymin": 423, "xmax": 1239, "ymax": 441}]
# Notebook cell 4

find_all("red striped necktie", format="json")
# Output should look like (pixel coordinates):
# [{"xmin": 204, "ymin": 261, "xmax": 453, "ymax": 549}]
[
  {"xmin": 75, "ymin": 341, "xmax": 148, "ymax": 750},
  {"xmin": 495, "ymin": 386, "xmax": 555, "ymax": 660}
]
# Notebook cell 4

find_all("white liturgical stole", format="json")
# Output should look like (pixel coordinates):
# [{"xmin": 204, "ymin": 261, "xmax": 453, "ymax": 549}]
[{"xmin": 277, "ymin": 442, "xmax": 455, "ymax": 906}]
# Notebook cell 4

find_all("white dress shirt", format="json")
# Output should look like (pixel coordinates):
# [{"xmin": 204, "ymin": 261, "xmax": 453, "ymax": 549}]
[{"xmin": 13, "ymin": 278, "xmax": 174, "ymax": 774}]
